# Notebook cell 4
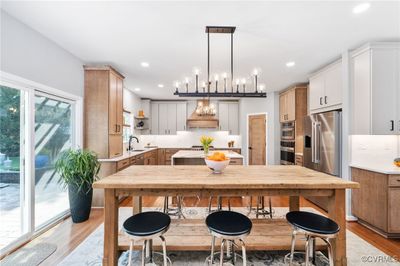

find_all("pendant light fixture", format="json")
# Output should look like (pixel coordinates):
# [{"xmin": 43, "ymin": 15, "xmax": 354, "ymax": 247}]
[{"xmin": 173, "ymin": 26, "xmax": 267, "ymax": 98}]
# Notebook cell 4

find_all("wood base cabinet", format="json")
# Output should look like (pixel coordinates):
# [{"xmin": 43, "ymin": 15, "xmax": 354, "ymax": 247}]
[{"xmin": 351, "ymin": 167, "xmax": 400, "ymax": 238}]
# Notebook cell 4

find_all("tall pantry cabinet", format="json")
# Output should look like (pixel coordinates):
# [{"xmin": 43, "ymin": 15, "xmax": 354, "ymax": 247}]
[{"xmin": 84, "ymin": 66, "xmax": 125, "ymax": 158}]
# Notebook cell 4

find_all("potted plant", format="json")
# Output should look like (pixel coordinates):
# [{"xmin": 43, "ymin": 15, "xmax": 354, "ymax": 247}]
[{"xmin": 55, "ymin": 148, "xmax": 100, "ymax": 223}]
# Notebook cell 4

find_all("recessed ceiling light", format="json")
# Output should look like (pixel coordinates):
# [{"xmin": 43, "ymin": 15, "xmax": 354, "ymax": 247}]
[
  {"xmin": 286, "ymin": 61, "xmax": 295, "ymax": 67},
  {"xmin": 140, "ymin": 62, "xmax": 149, "ymax": 68},
  {"xmin": 158, "ymin": 84, "xmax": 164, "ymax": 88},
  {"xmin": 353, "ymin": 3, "xmax": 370, "ymax": 14},
  {"xmin": 134, "ymin": 88, "xmax": 141, "ymax": 92}
]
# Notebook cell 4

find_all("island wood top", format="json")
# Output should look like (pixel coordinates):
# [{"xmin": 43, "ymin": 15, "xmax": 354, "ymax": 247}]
[{"xmin": 93, "ymin": 165, "xmax": 359, "ymax": 190}]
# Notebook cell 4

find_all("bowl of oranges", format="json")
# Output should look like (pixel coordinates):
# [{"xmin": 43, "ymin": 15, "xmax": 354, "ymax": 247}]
[{"xmin": 205, "ymin": 152, "xmax": 230, "ymax": 174}]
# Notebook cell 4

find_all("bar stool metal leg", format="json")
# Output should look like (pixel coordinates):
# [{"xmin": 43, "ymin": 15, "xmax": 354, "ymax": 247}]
[
  {"xmin": 305, "ymin": 235, "xmax": 311, "ymax": 266},
  {"xmin": 141, "ymin": 240, "xmax": 146, "ymax": 266},
  {"xmin": 239, "ymin": 239, "xmax": 247, "ymax": 266},
  {"xmin": 128, "ymin": 240, "xmax": 134, "ymax": 266},
  {"xmin": 322, "ymin": 237, "xmax": 334, "ymax": 266},
  {"xmin": 219, "ymin": 239, "xmax": 225, "ymax": 266},
  {"xmin": 289, "ymin": 230, "xmax": 297, "ymax": 266},
  {"xmin": 210, "ymin": 236, "xmax": 216, "ymax": 264},
  {"xmin": 160, "ymin": 235, "xmax": 168, "ymax": 266}
]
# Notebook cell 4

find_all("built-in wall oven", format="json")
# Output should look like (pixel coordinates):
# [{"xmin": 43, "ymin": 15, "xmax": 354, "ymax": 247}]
[{"xmin": 280, "ymin": 121, "xmax": 295, "ymax": 165}]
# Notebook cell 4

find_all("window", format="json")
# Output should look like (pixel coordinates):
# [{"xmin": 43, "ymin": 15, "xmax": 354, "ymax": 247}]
[{"xmin": 123, "ymin": 110, "xmax": 132, "ymax": 143}]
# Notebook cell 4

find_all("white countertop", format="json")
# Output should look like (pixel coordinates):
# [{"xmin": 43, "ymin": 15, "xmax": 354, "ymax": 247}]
[
  {"xmin": 172, "ymin": 150, "xmax": 244, "ymax": 159},
  {"xmin": 350, "ymin": 163, "xmax": 400, "ymax": 175},
  {"xmin": 98, "ymin": 147, "xmax": 158, "ymax": 162}
]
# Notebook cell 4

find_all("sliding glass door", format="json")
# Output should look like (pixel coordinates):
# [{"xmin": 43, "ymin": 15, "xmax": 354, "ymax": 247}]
[
  {"xmin": 34, "ymin": 93, "xmax": 74, "ymax": 229},
  {"xmin": 0, "ymin": 85, "xmax": 28, "ymax": 250},
  {"xmin": 0, "ymin": 75, "xmax": 81, "ymax": 255}
]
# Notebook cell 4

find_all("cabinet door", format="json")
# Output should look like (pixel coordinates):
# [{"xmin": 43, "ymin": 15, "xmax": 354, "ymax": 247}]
[
  {"xmin": 286, "ymin": 89, "xmax": 296, "ymax": 121},
  {"xmin": 228, "ymin": 103, "xmax": 239, "ymax": 134},
  {"xmin": 176, "ymin": 102, "xmax": 187, "ymax": 131},
  {"xmin": 388, "ymin": 188, "xmax": 400, "ymax": 233},
  {"xmin": 352, "ymin": 50, "xmax": 372, "ymax": 134},
  {"xmin": 109, "ymin": 134, "xmax": 123, "ymax": 158},
  {"xmin": 309, "ymin": 74, "xmax": 324, "ymax": 111},
  {"xmin": 116, "ymin": 77, "xmax": 123, "ymax": 135},
  {"xmin": 158, "ymin": 103, "xmax": 168, "ymax": 135},
  {"xmin": 150, "ymin": 103, "xmax": 159, "ymax": 135},
  {"xmin": 371, "ymin": 48, "xmax": 398, "ymax": 135},
  {"xmin": 108, "ymin": 73, "xmax": 118, "ymax": 134},
  {"xmin": 167, "ymin": 103, "xmax": 177, "ymax": 134},
  {"xmin": 324, "ymin": 62, "xmax": 342, "ymax": 108},
  {"xmin": 218, "ymin": 102, "xmax": 229, "ymax": 131},
  {"xmin": 279, "ymin": 93, "xmax": 287, "ymax": 122}
]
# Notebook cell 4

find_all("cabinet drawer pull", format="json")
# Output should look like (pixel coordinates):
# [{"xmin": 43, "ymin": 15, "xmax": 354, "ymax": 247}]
[
  {"xmin": 320, "ymin": 97, "xmax": 323, "ymax": 105},
  {"xmin": 324, "ymin": 96, "xmax": 327, "ymax": 104},
  {"xmin": 390, "ymin": 120, "xmax": 394, "ymax": 131}
]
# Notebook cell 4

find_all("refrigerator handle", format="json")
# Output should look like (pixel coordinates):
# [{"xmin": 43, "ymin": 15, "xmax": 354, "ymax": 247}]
[{"xmin": 315, "ymin": 122, "xmax": 321, "ymax": 163}]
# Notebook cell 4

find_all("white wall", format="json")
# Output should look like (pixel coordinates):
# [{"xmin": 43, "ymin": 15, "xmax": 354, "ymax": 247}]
[
  {"xmin": 239, "ymin": 92, "xmax": 280, "ymax": 165},
  {"xmin": 0, "ymin": 10, "xmax": 83, "ymax": 97}
]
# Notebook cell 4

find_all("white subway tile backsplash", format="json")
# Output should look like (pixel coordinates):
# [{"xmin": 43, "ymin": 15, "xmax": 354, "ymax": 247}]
[
  {"xmin": 138, "ymin": 131, "xmax": 241, "ymax": 149},
  {"xmin": 351, "ymin": 135, "xmax": 400, "ymax": 166}
]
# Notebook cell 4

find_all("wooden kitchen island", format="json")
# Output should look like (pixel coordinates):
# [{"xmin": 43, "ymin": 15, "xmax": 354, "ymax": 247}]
[{"xmin": 93, "ymin": 165, "xmax": 359, "ymax": 266}]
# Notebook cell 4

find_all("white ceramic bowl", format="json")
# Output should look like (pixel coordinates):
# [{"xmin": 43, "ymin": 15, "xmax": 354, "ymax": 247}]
[{"xmin": 204, "ymin": 158, "xmax": 230, "ymax": 174}]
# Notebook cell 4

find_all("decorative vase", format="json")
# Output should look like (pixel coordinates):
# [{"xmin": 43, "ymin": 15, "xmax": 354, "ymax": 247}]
[{"xmin": 203, "ymin": 146, "xmax": 209, "ymax": 155}]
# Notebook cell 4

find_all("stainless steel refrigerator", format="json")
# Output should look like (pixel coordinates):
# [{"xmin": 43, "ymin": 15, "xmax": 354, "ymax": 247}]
[{"xmin": 303, "ymin": 110, "xmax": 342, "ymax": 210}]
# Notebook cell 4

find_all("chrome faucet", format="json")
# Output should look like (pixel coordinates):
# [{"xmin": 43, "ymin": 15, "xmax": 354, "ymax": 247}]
[{"xmin": 128, "ymin": 136, "xmax": 139, "ymax": 151}]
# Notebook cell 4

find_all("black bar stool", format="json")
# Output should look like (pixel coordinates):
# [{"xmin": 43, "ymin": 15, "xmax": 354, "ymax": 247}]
[
  {"xmin": 285, "ymin": 211, "xmax": 340, "ymax": 266},
  {"xmin": 205, "ymin": 211, "xmax": 252, "ymax": 266},
  {"xmin": 123, "ymin": 211, "xmax": 171, "ymax": 266}
]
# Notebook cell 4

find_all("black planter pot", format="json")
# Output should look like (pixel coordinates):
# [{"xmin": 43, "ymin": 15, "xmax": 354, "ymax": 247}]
[{"xmin": 68, "ymin": 183, "xmax": 93, "ymax": 223}]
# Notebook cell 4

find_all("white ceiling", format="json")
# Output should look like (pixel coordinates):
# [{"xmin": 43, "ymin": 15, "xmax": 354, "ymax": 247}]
[{"xmin": 2, "ymin": 1, "xmax": 400, "ymax": 99}]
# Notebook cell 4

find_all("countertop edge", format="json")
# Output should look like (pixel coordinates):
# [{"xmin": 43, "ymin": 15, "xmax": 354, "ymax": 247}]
[{"xmin": 350, "ymin": 164, "xmax": 400, "ymax": 175}]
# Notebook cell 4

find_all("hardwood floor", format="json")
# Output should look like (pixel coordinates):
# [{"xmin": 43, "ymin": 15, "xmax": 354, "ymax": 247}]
[{"xmin": 3, "ymin": 196, "xmax": 399, "ymax": 265}]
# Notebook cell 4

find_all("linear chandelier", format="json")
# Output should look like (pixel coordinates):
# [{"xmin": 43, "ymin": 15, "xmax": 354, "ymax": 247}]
[{"xmin": 173, "ymin": 26, "xmax": 267, "ymax": 98}]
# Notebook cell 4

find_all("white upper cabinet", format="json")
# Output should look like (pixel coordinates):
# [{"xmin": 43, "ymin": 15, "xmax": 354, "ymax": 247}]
[
  {"xmin": 351, "ymin": 43, "xmax": 400, "ymax": 135},
  {"xmin": 176, "ymin": 102, "xmax": 187, "ymax": 131},
  {"xmin": 149, "ymin": 101, "xmax": 186, "ymax": 134},
  {"xmin": 218, "ymin": 102, "xmax": 229, "ymax": 131},
  {"xmin": 218, "ymin": 102, "xmax": 239, "ymax": 135},
  {"xmin": 309, "ymin": 60, "xmax": 342, "ymax": 113},
  {"xmin": 150, "ymin": 102, "xmax": 159, "ymax": 135}
]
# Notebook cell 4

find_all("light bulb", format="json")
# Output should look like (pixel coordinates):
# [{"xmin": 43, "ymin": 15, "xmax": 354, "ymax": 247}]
[
  {"xmin": 222, "ymin": 72, "xmax": 228, "ymax": 78},
  {"xmin": 241, "ymin": 78, "xmax": 246, "ymax": 84},
  {"xmin": 193, "ymin": 68, "xmax": 200, "ymax": 75},
  {"xmin": 214, "ymin": 74, "xmax": 219, "ymax": 81},
  {"xmin": 253, "ymin": 69, "xmax": 258, "ymax": 75},
  {"xmin": 185, "ymin": 77, "xmax": 190, "ymax": 83},
  {"xmin": 260, "ymin": 84, "xmax": 265, "ymax": 91},
  {"xmin": 175, "ymin": 81, "xmax": 180, "ymax": 87},
  {"xmin": 201, "ymin": 81, "xmax": 206, "ymax": 87},
  {"xmin": 235, "ymin": 79, "xmax": 240, "ymax": 85}
]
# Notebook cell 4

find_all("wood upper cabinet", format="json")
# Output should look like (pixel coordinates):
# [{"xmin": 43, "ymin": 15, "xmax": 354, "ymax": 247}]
[
  {"xmin": 279, "ymin": 86, "xmax": 307, "ymax": 122},
  {"xmin": 309, "ymin": 60, "xmax": 342, "ymax": 113},
  {"xmin": 279, "ymin": 89, "xmax": 297, "ymax": 122},
  {"xmin": 351, "ymin": 167, "xmax": 400, "ymax": 237},
  {"xmin": 351, "ymin": 43, "xmax": 400, "ymax": 135},
  {"xmin": 84, "ymin": 65, "xmax": 125, "ymax": 158}
]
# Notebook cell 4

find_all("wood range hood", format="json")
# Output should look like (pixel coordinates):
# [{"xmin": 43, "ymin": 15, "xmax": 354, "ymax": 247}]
[{"xmin": 186, "ymin": 100, "xmax": 219, "ymax": 128}]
